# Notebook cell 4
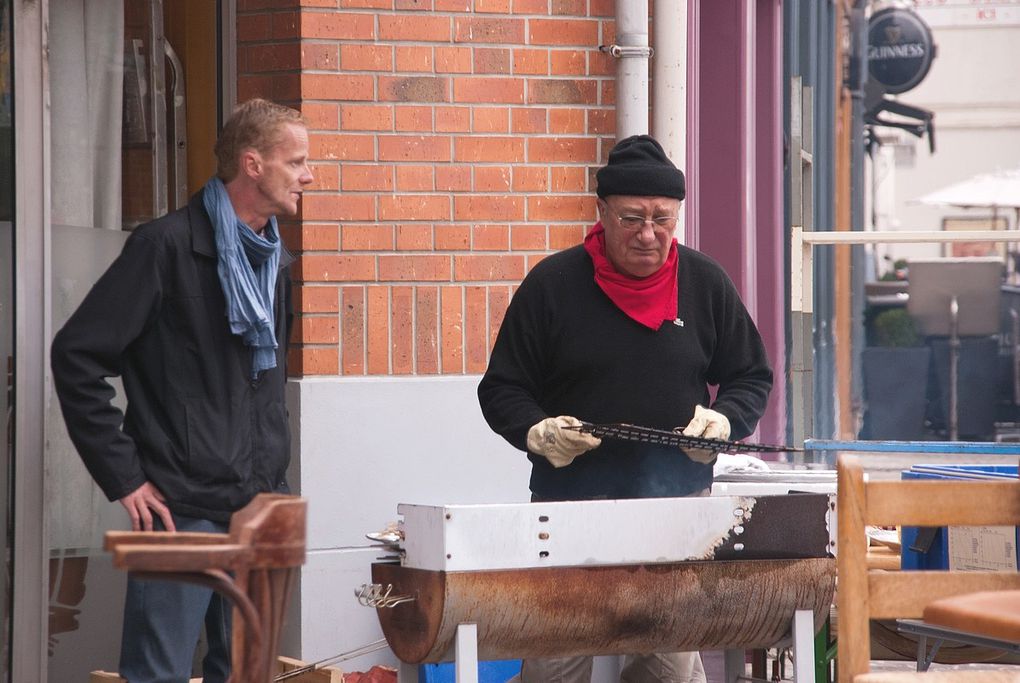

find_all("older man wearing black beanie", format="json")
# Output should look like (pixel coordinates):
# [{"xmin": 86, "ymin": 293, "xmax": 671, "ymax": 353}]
[{"xmin": 478, "ymin": 134, "xmax": 773, "ymax": 683}]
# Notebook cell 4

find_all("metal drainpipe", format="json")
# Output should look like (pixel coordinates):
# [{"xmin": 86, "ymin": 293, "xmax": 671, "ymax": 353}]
[
  {"xmin": 603, "ymin": 0, "xmax": 652, "ymax": 140},
  {"xmin": 652, "ymin": 0, "xmax": 688, "ymax": 242}
]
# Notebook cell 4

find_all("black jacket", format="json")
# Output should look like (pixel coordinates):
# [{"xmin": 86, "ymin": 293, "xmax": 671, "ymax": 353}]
[
  {"xmin": 51, "ymin": 191, "xmax": 294, "ymax": 522},
  {"xmin": 478, "ymin": 243, "xmax": 773, "ymax": 500}
]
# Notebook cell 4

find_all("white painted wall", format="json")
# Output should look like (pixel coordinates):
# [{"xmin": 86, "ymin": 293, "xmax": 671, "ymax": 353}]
[{"xmin": 870, "ymin": 10, "xmax": 1020, "ymax": 266}]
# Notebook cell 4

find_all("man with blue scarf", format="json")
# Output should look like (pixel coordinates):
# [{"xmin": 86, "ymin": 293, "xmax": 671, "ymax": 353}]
[{"xmin": 52, "ymin": 98, "xmax": 313, "ymax": 682}]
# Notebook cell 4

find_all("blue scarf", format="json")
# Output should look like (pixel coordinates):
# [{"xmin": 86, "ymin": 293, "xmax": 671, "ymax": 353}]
[{"xmin": 203, "ymin": 177, "xmax": 281, "ymax": 379}]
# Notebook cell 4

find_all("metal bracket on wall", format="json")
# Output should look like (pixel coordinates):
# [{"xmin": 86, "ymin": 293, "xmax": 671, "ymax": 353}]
[{"xmin": 598, "ymin": 44, "xmax": 654, "ymax": 59}]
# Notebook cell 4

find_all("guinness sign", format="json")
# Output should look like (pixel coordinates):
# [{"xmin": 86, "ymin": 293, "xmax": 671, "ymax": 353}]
[{"xmin": 867, "ymin": 7, "xmax": 935, "ymax": 94}]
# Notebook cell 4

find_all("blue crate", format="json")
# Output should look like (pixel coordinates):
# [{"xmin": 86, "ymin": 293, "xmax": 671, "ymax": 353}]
[
  {"xmin": 419, "ymin": 660, "xmax": 521, "ymax": 683},
  {"xmin": 901, "ymin": 464, "xmax": 1019, "ymax": 570}
]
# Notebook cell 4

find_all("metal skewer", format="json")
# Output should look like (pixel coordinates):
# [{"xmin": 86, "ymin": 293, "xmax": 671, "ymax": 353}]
[{"xmin": 564, "ymin": 422, "xmax": 801, "ymax": 454}]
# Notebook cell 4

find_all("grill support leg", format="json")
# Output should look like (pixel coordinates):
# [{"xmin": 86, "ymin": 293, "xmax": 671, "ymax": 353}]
[
  {"xmin": 455, "ymin": 622, "xmax": 479, "ymax": 683},
  {"xmin": 792, "ymin": 609, "xmax": 815, "ymax": 683}
]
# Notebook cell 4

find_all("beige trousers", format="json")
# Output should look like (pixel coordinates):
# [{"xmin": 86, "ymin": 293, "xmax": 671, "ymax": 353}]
[{"xmin": 509, "ymin": 651, "xmax": 707, "ymax": 683}]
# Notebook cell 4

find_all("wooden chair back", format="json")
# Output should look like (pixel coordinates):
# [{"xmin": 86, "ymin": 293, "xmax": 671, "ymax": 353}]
[
  {"xmin": 105, "ymin": 493, "xmax": 307, "ymax": 683},
  {"xmin": 836, "ymin": 454, "xmax": 1020, "ymax": 683}
]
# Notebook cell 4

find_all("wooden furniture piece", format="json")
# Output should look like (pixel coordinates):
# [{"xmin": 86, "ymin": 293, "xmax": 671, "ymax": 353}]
[
  {"xmin": 104, "ymin": 494, "xmax": 307, "ymax": 683},
  {"xmin": 836, "ymin": 454, "xmax": 1020, "ymax": 683}
]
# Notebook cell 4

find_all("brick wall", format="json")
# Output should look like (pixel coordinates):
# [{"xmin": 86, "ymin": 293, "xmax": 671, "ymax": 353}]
[{"xmin": 237, "ymin": 0, "xmax": 618, "ymax": 376}]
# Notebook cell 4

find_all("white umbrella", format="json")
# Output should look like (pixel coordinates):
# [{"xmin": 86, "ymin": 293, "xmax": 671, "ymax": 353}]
[{"xmin": 914, "ymin": 167, "xmax": 1020, "ymax": 216}]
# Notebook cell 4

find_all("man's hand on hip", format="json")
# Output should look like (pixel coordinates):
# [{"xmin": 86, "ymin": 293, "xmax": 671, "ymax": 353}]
[
  {"xmin": 119, "ymin": 481, "xmax": 176, "ymax": 532},
  {"xmin": 679, "ymin": 405, "xmax": 731, "ymax": 464},
  {"xmin": 527, "ymin": 415, "xmax": 602, "ymax": 468}
]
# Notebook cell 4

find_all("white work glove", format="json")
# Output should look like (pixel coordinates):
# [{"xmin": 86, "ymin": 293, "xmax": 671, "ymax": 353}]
[
  {"xmin": 527, "ymin": 416, "xmax": 602, "ymax": 468},
  {"xmin": 679, "ymin": 405, "xmax": 731, "ymax": 464}
]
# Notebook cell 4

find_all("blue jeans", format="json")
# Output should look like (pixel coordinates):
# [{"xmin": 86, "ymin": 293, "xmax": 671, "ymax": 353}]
[{"xmin": 118, "ymin": 514, "xmax": 231, "ymax": 683}]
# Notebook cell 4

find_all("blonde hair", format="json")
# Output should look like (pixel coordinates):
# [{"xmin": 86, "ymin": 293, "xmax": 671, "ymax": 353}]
[{"xmin": 214, "ymin": 99, "xmax": 307, "ymax": 181}]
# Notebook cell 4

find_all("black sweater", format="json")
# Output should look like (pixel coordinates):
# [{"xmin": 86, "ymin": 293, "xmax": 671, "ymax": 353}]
[{"xmin": 477, "ymin": 243, "xmax": 773, "ymax": 500}]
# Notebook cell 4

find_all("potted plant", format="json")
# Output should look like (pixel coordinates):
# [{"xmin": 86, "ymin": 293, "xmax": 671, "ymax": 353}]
[{"xmin": 861, "ymin": 308, "xmax": 931, "ymax": 440}]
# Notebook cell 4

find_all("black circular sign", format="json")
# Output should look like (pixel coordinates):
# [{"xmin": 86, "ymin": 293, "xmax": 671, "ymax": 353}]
[{"xmin": 867, "ymin": 7, "xmax": 935, "ymax": 94}]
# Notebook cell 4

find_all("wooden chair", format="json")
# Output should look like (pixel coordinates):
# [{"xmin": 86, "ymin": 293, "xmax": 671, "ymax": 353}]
[
  {"xmin": 104, "ymin": 493, "xmax": 307, "ymax": 683},
  {"xmin": 837, "ymin": 454, "xmax": 1020, "ymax": 683}
]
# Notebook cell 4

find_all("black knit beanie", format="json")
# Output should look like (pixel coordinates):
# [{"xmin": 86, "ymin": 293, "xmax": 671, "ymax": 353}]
[{"xmin": 596, "ymin": 134, "xmax": 686, "ymax": 201}]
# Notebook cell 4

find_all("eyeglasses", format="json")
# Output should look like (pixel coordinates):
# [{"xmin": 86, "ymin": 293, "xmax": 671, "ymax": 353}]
[{"xmin": 602, "ymin": 205, "xmax": 679, "ymax": 233}]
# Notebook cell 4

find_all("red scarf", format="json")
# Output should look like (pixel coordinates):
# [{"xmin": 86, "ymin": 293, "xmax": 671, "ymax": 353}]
[{"xmin": 583, "ymin": 222, "xmax": 679, "ymax": 331}]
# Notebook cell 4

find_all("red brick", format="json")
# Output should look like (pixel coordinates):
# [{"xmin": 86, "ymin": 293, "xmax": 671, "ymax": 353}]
[
  {"xmin": 310, "ymin": 133, "xmax": 375, "ymax": 161},
  {"xmin": 379, "ymin": 255, "xmax": 451, "ymax": 281},
  {"xmin": 415, "ymin": 286, "xmax": 440, "ymax": 374},
  {"xmin": 396, "ymin": 46, "xmax": 434, "ymax": 72},
  {"xmin": 435, "ymin": 166, "xmax": 472, "ymax": 192},
  {"xmin": 473, "ymin": 107, "xmax": 510, "ymax": 133},
  {"xmin": 269, "ymin": 74, "xmax": 302, "ymax": 102},
  {"xmin": 435, "ymin": 224, "xmax": 471, "ymax": 250},
  {"xmin": 476, "ymin": 0, "xmax": 511, "ymax": 12},
  {"xmin": 396, "ymin": 166, "xmax": 435, "ymax": 192},
  {"xmin": 302, "ymin": 315, "xmax": 340, "ymax": 343},
  {"xmin": 301, "ymin": 43, "xmax": 339, "ymax": 70},
  {"xmin": 587, "ymin": 108, "xmax": 614, "ymax": 135},
  {"xmin": 464, "ymin": 286, "xmax": 487, "ymax": 373},
  {"xmin": 301, "ymin": 0, "xmax": 341, "ymax": 7},
  {"xmin": 528, "ymin": 136, "xmax": 597, "ymax": 163},
  {"xmin": 473, "ymin": 48, "xmax": 511, "ymax": 74},
  {"xmin": 512, "ymin": 166, "xmax": 548, "ymax": 192},
  {"xmin": 435, "ymin": 46, "xmax": 473, "ymax": 74},
  {"xmin": 590, "ymin": 49, "xmax": 615, "ymax": 76},
  {"xmin": 342, "ymin": 224, "xmax": 395, "ymax": 250},
  {"xmin": 366, "ymin": 287, "xmax": 389, "ymax": 374},
  {"xmin": 298, "ymin": 285, "xmax": 340, "ymax": 313},
  {"xmin": 436, "ymin": 106, "xmax": 471, "ymax": 132},
  {"xmin": 454, "ymin": 254, "xmax": 526, "ymax": 281},
  {"xmin": 436, "ymin": 0, "xmax": 471, "ymax": 9},
  {"xmin": 551, "ymin": 166, "xmax": 586, "ymax": 192},
  {"xmin": 528, "ymin": 79, "xmax": 598, "ymax": 105},
  {"xmin": 341, "ymin": 164, "xmax": 394, "ymax": 192},
  {"xmin": 299, "ymin": 254, "xmax": 377, "ymax": 281},
  {"xmin": 549, "ymin": 224, "xmax": 586, "ymax": 248},
  {"xmin": 238, "ymin": 14, "xmax": 271, "ymax": 41},
  {"xmin": 601, "ymin": 79, "xmax": 615, "ymax": 105},
  {"xmin": 512, "ymin": 0, "xmax": 548, "ymax": 13},
  {"xmin": 512, "ymin": 49, "xmax": 548, "ymax": 75},
  {"xmin": 390, "ymin": 286, "xmax": 414, "ymax": 374},
  {"xmin": 549, "ymin": 108, "xmax": 585, "ymax": 134},
  {"xmin": 529, "ymin": 18, "xmax": 598, "ymax": 45},
  {"xmin": 237, "ymin": 74, "xmax": 272, "ymax": 102},
  {"xmin": 529, "ymin": 194, "xmax": 595, "ymax": 221},
  {"xmin": 454, "ymin": 195, "xmax": 525, "ymax": 221},
  {"xmin": 526, "ymin": 254, "xmax": 548, "ymax": 272},
  {"xmin": 379, "ymin": 76, "xmax": 450, "ymax": 103},
  {"xmin": 302, "ymin": 12, "xmax": 375, "ymax": 39},
  {"xmin": 551, "ymin": 0, "xmax": 585, "ymax": 14},
  {"xmin": 378, "ymin": 195, "xmax": 451, "ymax": 221},
  {"xmin": 294, "ymin": 346, "xmax": 339, "ymax": 376},
  {"xmin": 440, "ymin": 286, "xmax": 464, "ymax": 373},
  {"xmin": 454, "ymin": 136, "xmax": 525, "ymax": 163},
  {"xmin": 246, "ymin": 43, "xmax": 301, "ymax": 72},
  {"xmin": 308, "ymin": 163, "xmax": 339, "ymax": 191},
  {"xmin": 453, "ymin": 78, "xmax": 524, "ymax": 104},
  {"xmin": 396, "ymin": 224, "xmax": 434, "ymax": 250},
  {"xmin": 454, "ymin": 17, "xmax": 525, "ymax": 44},
  {"xmin": 590, "ymin": 0, "xmax": 613, "ymax": 16},
  {"xmin": 271, "ymin": 11, "xmax": 301, "ymax": 40},
  {"xmin": 511, "ymin": 107, "xmax": 547, "ymax": 133},
  {"xmin": 302, "ymin": 103, "xmax": 340, "ymax": 130},
  {"xmin": 379, "ymin": 15, "xmax": 452, "ymax": 41},
  {"xmin": 474, "ymin": 166, "xmax": 511, "ymax": 192},
  {"xmin": 341, "ymin": 0, "xmax": 390, "ymax": 6},
  {"xmin": 299, "ymin": 223, "xmax": 340, "ymax": 250},
  {"xmin": 488, "ymin": 286, "xmax": 512, "ymax": 351},
  {"xmin": 341, "ymin": 286, "xmax": 366, "ymax": 374},
  {"xmin": 472, "ymin": 224, "xmax": 510, "ymax": 250},
  {"xmin": 511, "ymin": 224, "xmax": 547, "ymax": 250},
  {"xmin": 396, "ymin": 0, "xmax": 433, "ymax": 8},
  {"xmin": 550, "ymin": 49, "xmax": 586, "ymax": 75},
  {"xmin": 341, "ymin": 104, "xmax": 394, "ymax": 131},
  {"xmin": 302, "ymin": 74, "xmax": 374, "ymax": 100},
  {"xmin": 339, "ymin": 194, "xmax": 378, "ymax": 220},
  {"xmin": 379, "ymin": 135, "xmax": 451, "ymax": 162},
  {"xmin": 340, "ymin": 44, "xmax": 392, "ymax": 71},
  {"xmin": 395, "ymin": 105, "xmax": 434, "ymax": 132}
]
